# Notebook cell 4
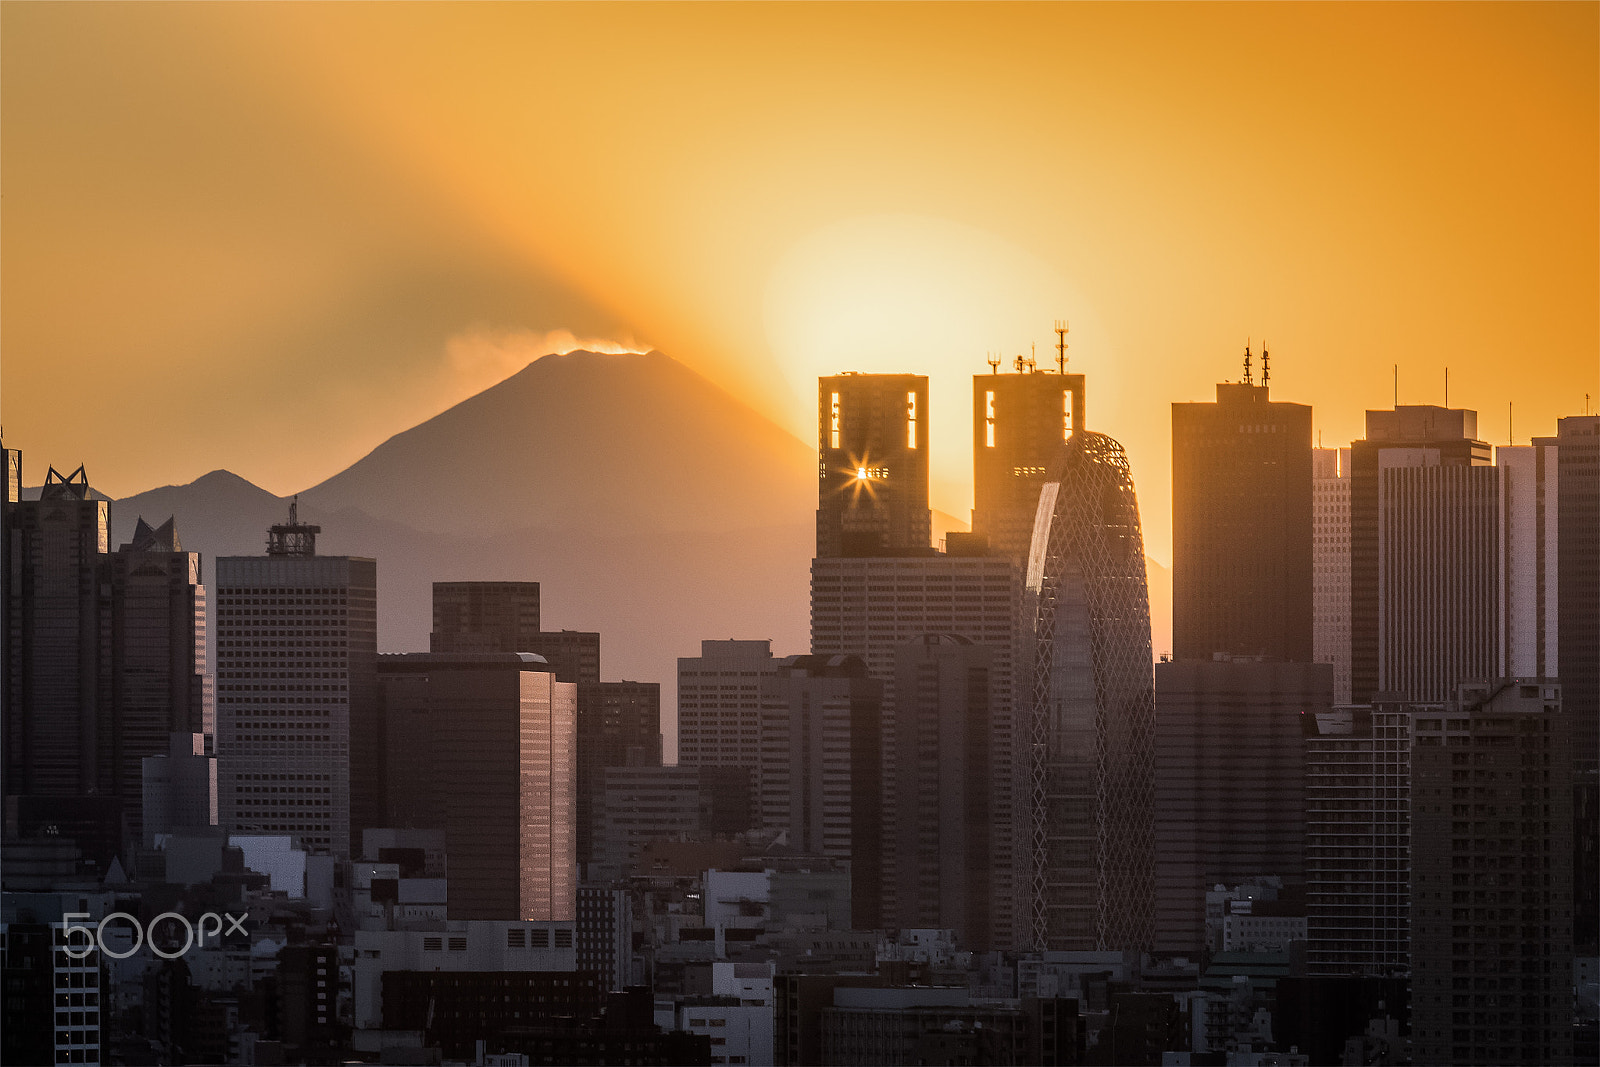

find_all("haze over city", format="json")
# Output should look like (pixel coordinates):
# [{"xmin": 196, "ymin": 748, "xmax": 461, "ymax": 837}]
[
  {"xmin": 4, "ymin": 4, "xmax": 1594, "ymax": 565},
  {"xmin": 1, "ymin": 6, "xmax": 1596, "ymax": 1067}
]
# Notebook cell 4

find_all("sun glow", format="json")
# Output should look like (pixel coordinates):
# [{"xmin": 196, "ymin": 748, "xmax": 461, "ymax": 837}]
[{"xmin": 764, "ymin": 213, "xmax": 1119, "ymax": 519}]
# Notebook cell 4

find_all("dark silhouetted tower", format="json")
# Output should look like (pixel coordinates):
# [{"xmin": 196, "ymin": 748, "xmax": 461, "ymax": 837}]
[
  {"xmin": 379, "ymin": 652, "xmax": 576, "ymax": 920},
  {"xmin": 1172, "ymin": 349, "xmax": 1312, "ymax": 662},
  {"xmin": 1349, "ymin": 406, "xmax": 1495, "ymax": 704},
  {"xmin": 816, "ymin": 374, "xmax": 931, "ymax": 557},
  {"xmin": 1553, "ymin": 415, "xmax": 1599, "ymax": 954},
  {"xmin": 972, "ymin": 341, "xmax": 1085, "ymax": 565}
]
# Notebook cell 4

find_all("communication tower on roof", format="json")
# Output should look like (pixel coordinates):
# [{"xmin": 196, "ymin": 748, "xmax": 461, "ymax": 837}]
[
  {"xmin": 267, "ymin": 495, "xmax": 321, "ymax": 557},
  {"xmin": 1055, "ymin": 320, "xmax": 1068, "ymax": 374}
]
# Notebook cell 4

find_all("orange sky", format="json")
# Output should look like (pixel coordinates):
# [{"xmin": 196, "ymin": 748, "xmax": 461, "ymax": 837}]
[{"xmin": 3, "ymin": 3, "xmax": 1595, "ymax": 564}]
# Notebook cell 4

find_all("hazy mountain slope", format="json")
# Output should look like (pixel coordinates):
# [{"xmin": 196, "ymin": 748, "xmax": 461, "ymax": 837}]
[{"xmin": 297, "ymin": 349, "xmax": 815, "ymax": 537}]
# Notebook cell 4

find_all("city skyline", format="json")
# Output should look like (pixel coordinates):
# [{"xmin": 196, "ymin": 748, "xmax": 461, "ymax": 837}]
[
  {"xmin": 2, "ymin": 7, "xmax": 1595, "ymax": 1064},
  {"xmin": 3, "ymin": 4, "xmax": 1596, "ymax": 569}
]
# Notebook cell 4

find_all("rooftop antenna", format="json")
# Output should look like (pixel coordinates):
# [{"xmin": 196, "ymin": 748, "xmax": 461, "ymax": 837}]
[
  {"xmin": 1261, "ymin": 342, "xmax": 1270, "ymax": 387},
  {"xmin": 1013, "ymin": 353, "xmax": 1027, "ymax": 374},
  {"xmin": 1242, "ymin": 340, "xmax": 1253, "ymax": 386},
  {"xmin": 987, "ymin": 352, "xmax": 1001, "ymax": 375},
  {"xmin": 1586, "ymin": 392, "xmax": 1592, "ymax": 415},
  {"xmin": 1054, "ymin": 320, "xmax": 1068, "ymax": 374}
]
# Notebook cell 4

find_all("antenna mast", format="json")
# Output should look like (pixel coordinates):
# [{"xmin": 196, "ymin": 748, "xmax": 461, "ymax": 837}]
[
  {"xmin": 987, "ymin": 352, "xmax": 1001, "ymax": 375},
  {"xmin": 1242, "ymin": 341, "xmax": 1253, "ymax": 386},
  {"xmin": 1054, "ymin": 320, "xmax": 1068, "ymax": 373},
  {"xmin": 1261, "ymin": 343, "xmax": 1270, "ymax": 387}
]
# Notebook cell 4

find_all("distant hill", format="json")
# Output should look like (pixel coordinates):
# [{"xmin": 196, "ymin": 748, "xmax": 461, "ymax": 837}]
[
  {"xmin": 112, "ymin": 351, "xmax": 818, "ymax": 756},
  {"xmin": 108, "ymin": 349, "xmax": 1175, "ymax": 757},
  {"xmin": 297, "ymin": 349, "xmax": 814, "ymax": 537}
]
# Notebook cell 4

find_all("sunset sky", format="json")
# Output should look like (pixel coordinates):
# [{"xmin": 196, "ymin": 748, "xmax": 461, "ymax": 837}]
[{"xmin": 3, "ymin": 3, "xmax": 1595, "ymax": 564}]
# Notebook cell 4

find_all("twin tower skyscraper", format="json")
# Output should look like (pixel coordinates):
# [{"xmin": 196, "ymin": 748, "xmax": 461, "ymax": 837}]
[{"xmin": 809, "ymin": 342, "xmax": 1155, "ymax": 954}]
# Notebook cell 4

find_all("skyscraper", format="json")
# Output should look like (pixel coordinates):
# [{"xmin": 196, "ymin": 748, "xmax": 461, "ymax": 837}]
[
  {"xmin": 2, "ymin": 460, "xmax": 208, "ymax": 861},
  {"xmin": 809, "ymin": 367, "xmax": 1027, "ymax": 946},
  {"xmin": 1152, "ymin": 659, "xmax": 1326, "ymax": 955},
  {"xmin": 971, "ymin": 339, "xmax": 1085, "ymax": 566},
  {"xmin": 2, "ymin": 464, "xmax": 110, "ymax": 799},
  {"xmin": 810, "ymin": 553, "xmax": 1024, "ymax": 945},
  {"xmin": 815, "ymin": 374, "xmax": 931, "ymax": 558},
  {"xmin": 1350, "ymin": 405, "xmax": 1494, "ymax": 704},
  {"xmin": 758, "ymin": 654, "xmax": 883, "ymax": 929},
  {"xmin": 1303, "ymin": 699, "xmax": 1418, "ymax": 977},
  {"xmin": 1171, "ymin": 349, "xmax": 1313, "ymax": 662},
  {"xmin": 575, "ymin": 679, "xmax": 662, "ymax": 866},
  {"xmin": 1024, "ymin": 430, "xmax": 1156, "ymax": 952},
  {"xmin": 1409, "ymin": 679, "xmax": 1572, "ymax": 1067},
  {"xmin": 215, "ymin": 504, "xmax": 377, "ymax": 857},
  {"xmin": 1312, "ymin": 447, "xmax": 1352, "ymax": 703},
  {"xmin": 105, "ymin": 517, "xmax": 210, "ymax": 848},
  {"xmin": 379, "ymin": 652, "xmax": 577, "ymax": 921},
  {"xmin": 1551, "ymin": 416, "xmax": 1599, "ymax": 954},
  {"xmin": 886, "ymin": 635, "xmax": 997, "ymax": 947}
]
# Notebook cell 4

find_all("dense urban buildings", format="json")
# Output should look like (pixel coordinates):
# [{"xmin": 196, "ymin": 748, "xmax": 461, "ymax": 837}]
[
  {"xmin": 815, "ymin": 373, "xmax": 931, "ymax": 558},
  {"xmin": 4, "ymin": 357, "xmax": 1596, "ymax": 1067},
  {"xmin": 379, "ymin": 651, "xmax": 577, "ymax": 920},
  {"xmin": 2, "ymin": 454, "xmax": 209, "ymax": 863},
  {"xmin": 1312, "ymin": 446, "xmax": 1353, "ymax": 703},
  {"xmin": 970, "ymin": 342, "xmax": 1085, "ymax": 565},
  {"xmin": 1171, "ymin": 354, "xmax": 1313, "ymax": 662},
  {"xmin": 1024, "ymin": 429, "xmax": 1156, "ymax": 953},
  {"xmin": 1153, "ymin": 659, "xmax": 1327, "ymax": 955},
  {"xmin": 215, "ymin": 504, "xmax": 377, "ymax": 857}
]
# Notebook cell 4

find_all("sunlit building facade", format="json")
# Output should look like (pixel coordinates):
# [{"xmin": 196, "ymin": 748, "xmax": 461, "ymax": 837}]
[
  {"xmin": 1312, "ymin": 447, "xmax": 1352, "ymax": 703},
  {"xmin": 816, "ymin": 373, "xmax": 931, "ymax": 558},
  {"xmin": 379, "ymin": 652, "xmax": 577, "ymax": 921},
  {"xmin": 971, "ymin": 355, "xmax": 1085, "ymax": 566}
]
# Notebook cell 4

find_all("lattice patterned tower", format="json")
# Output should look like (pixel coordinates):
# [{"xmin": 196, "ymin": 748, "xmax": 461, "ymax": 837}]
[{"xmin": 1023, "ymin": 431, "xmax": 1156, "ymax": 952}]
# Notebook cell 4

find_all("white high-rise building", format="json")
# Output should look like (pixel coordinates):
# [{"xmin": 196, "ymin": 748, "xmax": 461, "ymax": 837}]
[
  {"xmin": 214, "ymin": 506, "xmax": 376, "ymax": 857},
  {"xmin": 1495, "ymin": 441, "xmax": 1560, "ymax": 678},
  {"xmin": 1312, "ymin": 447, "xmax": 1352, "ymax": 703}
]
